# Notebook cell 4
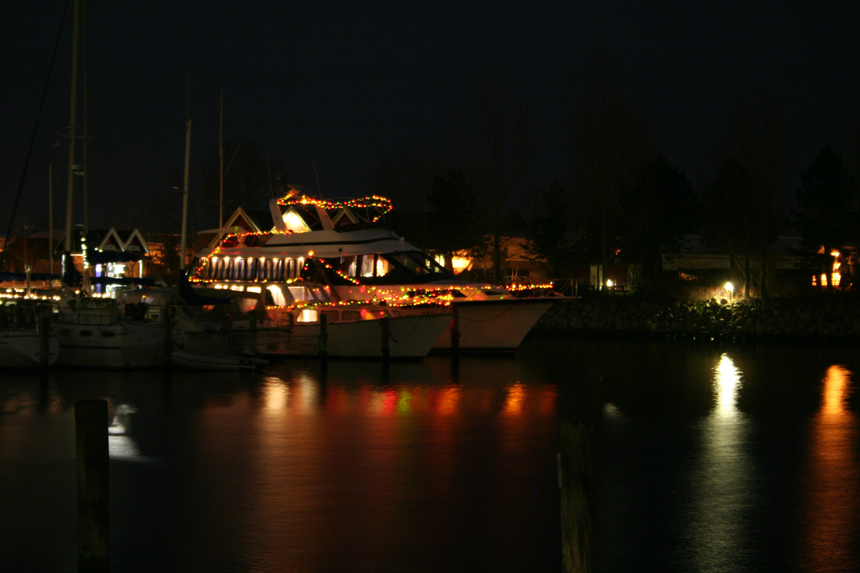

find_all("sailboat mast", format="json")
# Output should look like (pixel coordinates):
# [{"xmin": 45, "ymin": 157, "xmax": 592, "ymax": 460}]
[
  {"xmin": 49, "ymin": 162, "xmax": 53, "ymax": 276},
  {"xmin": 63, "ymin": 0, "xmax": 81, "ymax": 252},
  {"xmin": 81, "ymin": 0, "xmax": 88, "ymax": 234},
  {"xmin": 219, "ymin": 88, "xmax": 224, "ymax": 229},
  {"xmin": 180, "ymin": 112, "xmax": 192, "ymax": 271}
]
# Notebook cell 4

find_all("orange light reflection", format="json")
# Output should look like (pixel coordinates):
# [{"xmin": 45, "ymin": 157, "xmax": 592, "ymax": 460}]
[{"xmin": 800, "ymin": 365, "xmax": 859, "ymax": 571}]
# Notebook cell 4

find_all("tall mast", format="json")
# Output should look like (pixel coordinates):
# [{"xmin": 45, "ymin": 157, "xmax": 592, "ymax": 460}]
[
  {"xmin": 180, "ymin": 112, "xmax": 192, "ymax": 271},
  {"xmin": 63, "ymin": 0, "xmax": 82, "ymax": 252},
  {"xmin": 49, "ymin": 162, "xmax": 54, "ymax": 276},
  {"xmin": 81, "ymin": 0, "xmax": 88, "ymax": 233},
  {"xmin": 219, "ymin": 88, "xmax": 224, "ymax": 229}
]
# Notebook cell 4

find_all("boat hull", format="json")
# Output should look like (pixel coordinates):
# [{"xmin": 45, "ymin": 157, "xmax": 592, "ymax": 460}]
[
  {"xmin": 0, "ymin": 332, "xmax": 59, "ymax": 368},
  {"xmin": 416, "ymin": 298, "xmax": 559, "ymax": 352},
  {"xmin": 55, "ymin": 320, "xmax": 165, "ymax": 369},
  {"xmin": 255, "ymin": 313, "xmax": 452, "ymax": 359}
]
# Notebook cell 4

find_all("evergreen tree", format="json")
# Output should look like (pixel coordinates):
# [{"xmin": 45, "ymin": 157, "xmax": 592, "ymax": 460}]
[
  {"xmin": 790, "ymin": 145, "xmax": 858, "ymax": 292},
  {"xmin": 425, "ymin": 167, "xmax": 482, "ymax": 271}
]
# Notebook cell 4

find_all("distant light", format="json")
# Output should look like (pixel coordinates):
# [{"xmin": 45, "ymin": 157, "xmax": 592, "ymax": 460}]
[
  {"xmin": 606, "ymin": 279, "xmax": 614, "ymax": 288},
  {"xmin": 725, "ymin": 282, "xmax": 734, "ymax": 293}
]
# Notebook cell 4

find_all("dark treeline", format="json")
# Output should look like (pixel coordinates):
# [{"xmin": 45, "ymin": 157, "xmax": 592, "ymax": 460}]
[
  {"xmin": 365, "ymin": 56, "xmax": 860, "ymax": 298},
  {"xmin": 8, "ymin": 55, "xmax": 856, "ymax": 299}
]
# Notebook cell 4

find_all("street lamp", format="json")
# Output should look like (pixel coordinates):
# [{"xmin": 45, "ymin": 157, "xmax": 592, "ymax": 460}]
[{"xmin": 725, "ymin": 281, "xmax": 734, "ymax": 301}]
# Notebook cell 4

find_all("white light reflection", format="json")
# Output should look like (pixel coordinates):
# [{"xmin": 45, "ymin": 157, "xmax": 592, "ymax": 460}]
[
  {"xmin": 689, "ymin": 353, "xmax": 751, "ymax": 570},
  {"xmin": 714, "ymin": 353, "xmax": 742, "ymax": 417},
  {"xmin": 108, "ymin": 404, "xmax": 144, "ymax": 461},
  {"xmin": 603, "ymin": 403, "xmax": 622, "ymax": 418}
]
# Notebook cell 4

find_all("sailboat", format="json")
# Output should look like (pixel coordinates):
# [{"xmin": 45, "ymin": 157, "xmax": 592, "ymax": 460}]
[
  {"xmin": 50, "ymin": 0, "xmax": 166, "ymax": 369},
  {"xmin": 0, "ymin": 296, "xmax": 59, "ymax": 368}
]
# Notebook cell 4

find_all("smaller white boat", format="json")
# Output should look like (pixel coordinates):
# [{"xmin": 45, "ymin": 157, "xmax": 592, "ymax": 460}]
[
  {"xmin": 50, "ymin": 295, "xmax": 166, "ymax": 369},
  {"xmin": 0, "ymin": 298, "xmax": 59, "ymax": 368}
]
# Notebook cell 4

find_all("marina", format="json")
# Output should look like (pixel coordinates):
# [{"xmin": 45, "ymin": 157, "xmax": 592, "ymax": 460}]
[{"xmin": 2, "ymin": 335, "xmax": 859, "ymax": 571}]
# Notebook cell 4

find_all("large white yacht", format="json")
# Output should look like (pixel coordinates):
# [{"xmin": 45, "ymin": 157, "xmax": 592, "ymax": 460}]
[{"xmin": 188, "ymin": 191, "xmax": 561, "ymax": 352}]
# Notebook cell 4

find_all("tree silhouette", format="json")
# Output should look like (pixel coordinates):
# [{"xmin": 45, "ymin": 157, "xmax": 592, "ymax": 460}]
[
  {"xmin": 524, "ymin": 181, "xmax": 582, "ymax": 279},
  {"xmin": 452, "ymin": 66, "xmax": 537, "ymax": 282},
  {"xmin": 702, "ymin": 157, "xmax": 756, "ymax": 296},
  {"xmin": 425, "ymin": 167, "xmax": 483, "ymax": 271},
  {"xmin": 790, "ymin": 145, "xmax": 858, "ymax": 292},
  {"xmin": 566, "ymin": 52, "xmax": 656, "ymax": 290},
  {"xmin": 704, "ymin": 94, "xmax": 792, "ymax": 297},
  {"xmin": 622, "ymin": 155, "xmax": 695, "ymax": 291}
]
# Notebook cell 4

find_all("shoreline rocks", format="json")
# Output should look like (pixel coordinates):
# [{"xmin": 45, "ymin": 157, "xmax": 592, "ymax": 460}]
[{"xmin": 535, "ymin": 295, "xmax": 860, "ymax": 343}]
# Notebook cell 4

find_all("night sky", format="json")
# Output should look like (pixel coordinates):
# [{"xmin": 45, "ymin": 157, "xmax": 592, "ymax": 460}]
[{"xmin": 2, "ymin": 1, "xmax": 859, "ymax": 236}]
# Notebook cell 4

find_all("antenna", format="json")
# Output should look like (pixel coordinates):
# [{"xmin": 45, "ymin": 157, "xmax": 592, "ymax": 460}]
[
  {"xmin": 312, "ymin": 158, "xmax": 323, "ymax": 198},
  {"xmin": 266, "ymin": 154, "xmax": 275, "ymax": 199}
]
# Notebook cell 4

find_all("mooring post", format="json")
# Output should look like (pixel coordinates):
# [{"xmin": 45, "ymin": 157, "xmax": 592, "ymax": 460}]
[
  {"xmin": 39, "ymin": 312, "xmax": 51, "ymax": 368},
  {"xmin": 559, "ymin": 420, "xmax": 594, "ymax": 573},
  {"xmin": 449, "ymin": 305, "xmax": 460, "ymax": 359},
  {"xmin": 75, "ymin": 399, "xmax": 109, "ymax": 572},
  {"xmin": 319, "ymin": 313, "xmax": 328, "ymax": 362},
  {"xmin": 248, "ymin": 310, "xmax": 258, "ymax": 354},
  {"xmin": 162, "ymin": 305, "xmax": 172, "ymax": 368},
  {"xmin": 380, "ymin": 316, "xmax": 390, "ymax": 362}
]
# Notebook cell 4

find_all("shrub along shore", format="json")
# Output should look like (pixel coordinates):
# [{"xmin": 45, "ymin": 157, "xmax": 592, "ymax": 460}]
[{"xmin": 534, "ymin": 294, "xmax": 860, "ymax": 343}]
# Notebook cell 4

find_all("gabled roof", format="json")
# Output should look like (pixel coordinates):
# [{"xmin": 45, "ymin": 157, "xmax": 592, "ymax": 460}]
[
  {"xmin": 122, "ymin": 228, "xmax": 150, "ymax": 255},
  {"xmin": 207, "ymin": 207, "xmax": 264, "ymax": 247},
  {"xmin": 94, "ymin": 228, "xmax": 124, "ymax": 252}
]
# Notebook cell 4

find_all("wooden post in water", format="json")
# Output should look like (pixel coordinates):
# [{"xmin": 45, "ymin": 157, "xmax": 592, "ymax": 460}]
[
  {"xmin": 449, "ymin": 305, "xmax": 460, "ymax": 359},
  {"xmin": 380, "ymin": 316, "xmax": 390, "ymax": 362},
  {"xmin": 39, "ymin": 312, "xmax": 51, "ymax": 369},
  {"xmin": 248, "ymin": 310, "xmax": 257, "ymax": 354},
  {"xmin": 161, "ymin": 305, "xmax": 172, "ymax": 368},
  {"xmin": 75, "ymin": 399, "xmax": 109, "ymax": 572},
  {"xmin": 559, "ymin": 420, "xmax": 594, "ymax": 573},
  {"xmin": 318, "ymin": 313, "xmax": 328, "ymax": 362}
]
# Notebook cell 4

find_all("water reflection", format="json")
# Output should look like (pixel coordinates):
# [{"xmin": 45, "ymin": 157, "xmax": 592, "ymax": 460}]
[
  {"xmin": 801, "ymin": 365, "xmax": 860, "ymax": 571},
  {"xmin": 690, "ymin": 353, "xmax": 752, "ymax": 570},
  {"xmin": 108, "ymin": 403, "xmax": 143, "ymax": 460}
]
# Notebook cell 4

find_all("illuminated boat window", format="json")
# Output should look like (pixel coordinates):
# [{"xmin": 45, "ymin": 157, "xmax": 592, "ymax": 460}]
[
  {"xmin": 310, "ymin": 286, "xmax": 329, "ymax": 301},
  {"xmin": 297, "ymin": 308, "xmax": 318, "ymax": 323},
  {"xmin": 266, "ymin": 285, "xmax": 288, "ymax": 306},
  {"xmin": 235, "ymin": 258, "xmax": 245, "ymax": 280},
  {"xmin": 360, "ymin": 255, "xmax": 375, "ymax": 277},
  {"xmin": 283, "ymin": 209, "xmax": 310, "ymax": 233},
  {"xmin": 287, "ymin": 286, "xmax": 315, "ymax": 301}
]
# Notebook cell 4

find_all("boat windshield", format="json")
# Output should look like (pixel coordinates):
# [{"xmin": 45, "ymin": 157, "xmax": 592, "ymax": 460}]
[
  {"xmin": 331, "ymin": 251, "xmax": 453, "ymax": 282},
  {"xmin": 387, "ymin": 251, "xmax": 448, "ymax": 276},
  {"xmin": 286, "ymin": 285, "xmax": 329, "ymax": 303}
]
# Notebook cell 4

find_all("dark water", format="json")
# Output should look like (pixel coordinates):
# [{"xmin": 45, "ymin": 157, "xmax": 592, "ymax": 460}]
[{"xmin": 1, "ymin": 334, "xmax": 858, "ymax": 572}]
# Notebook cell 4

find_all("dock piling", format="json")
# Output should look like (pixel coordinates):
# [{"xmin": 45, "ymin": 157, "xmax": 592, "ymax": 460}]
[
  {"xmin": 559, "ymin": 420, "xmax": 594, "ymax": 573},
  {"xmin": 75, "ymin": 399, "xmax": 109, "ymax": 572}
]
